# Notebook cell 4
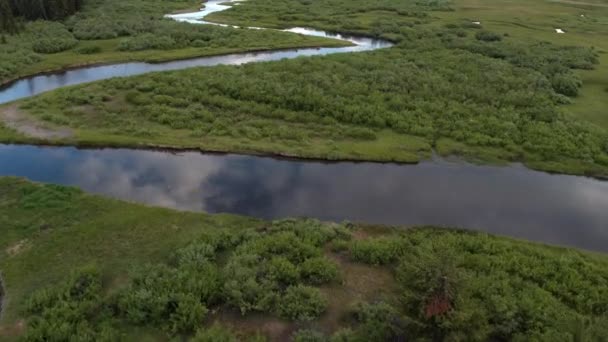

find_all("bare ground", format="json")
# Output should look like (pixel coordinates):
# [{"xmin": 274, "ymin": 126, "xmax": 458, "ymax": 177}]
[{"xmin": 0, "ymin": 104, "xmax": 72, "ymax": 140}]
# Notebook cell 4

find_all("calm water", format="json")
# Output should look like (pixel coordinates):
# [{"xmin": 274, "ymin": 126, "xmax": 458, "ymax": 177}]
[{"xmin": 1, "ymin": 145, "xmax": 607, "ymax": 252}]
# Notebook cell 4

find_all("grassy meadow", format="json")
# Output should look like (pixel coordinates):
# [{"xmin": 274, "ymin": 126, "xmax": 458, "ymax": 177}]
[{"xmin": 1, "ymin": 177, "xmax": 607, "ymax": 341}]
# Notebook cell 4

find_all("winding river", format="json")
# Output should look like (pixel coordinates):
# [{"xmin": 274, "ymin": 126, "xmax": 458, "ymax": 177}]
[{"xmin": 0, "ymin": 1, "xmax": 607, "ymax": 252}]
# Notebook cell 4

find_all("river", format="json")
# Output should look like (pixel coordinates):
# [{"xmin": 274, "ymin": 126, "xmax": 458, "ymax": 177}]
[{"xmin": 0, "ymin": 1, "xmax": 606, "ymax": 252}]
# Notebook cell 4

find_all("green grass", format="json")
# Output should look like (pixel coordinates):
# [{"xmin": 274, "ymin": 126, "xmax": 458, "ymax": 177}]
[
  {"xmin": 1, "ymin": 178, "xmax": 607, "ymax": 341},
  {"xmin": 430, "ymin": 0, "xmax": 608, "ymax": 130},
  {"xmin": 5, "ymin": 35, "xmax": 349, "ymax": 84},
  {"xmin": 0, "ymin": 0, "xmax": 350, "ymax": 84}
]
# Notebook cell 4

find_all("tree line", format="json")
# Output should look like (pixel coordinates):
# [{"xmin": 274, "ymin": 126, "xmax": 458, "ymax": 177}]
[{"xmin": 0, "ymin": 0, "xmax": 82, "ymax": 32}]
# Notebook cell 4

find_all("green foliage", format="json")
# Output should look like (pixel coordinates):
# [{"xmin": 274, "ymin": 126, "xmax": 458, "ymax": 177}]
[
  {"xmin": 278, "ymin": 285, "xmax": 328, "ymax": 321},
  {"xmin": 300, "ymin": 257, "xmax": 339, "ymax": 284},
  {"xmin": 23, "ymin": 267, "xmax": 118, "ymax": 341},
  {"xmin": 116, "ymin": 240, "xmax": 222, "ymax": 334},
  {"xmin": 475, "ymin": 30, "xmax": 502, "ymax": 42},
  {"xmin": 29, "ymin": 27, "xmax": 608, "ymax": 175},
  {"xmin": 347, "ymin": 302, "xmax": 407, "ymax": 341},
  {"xmin": 29, "ymin": 21, "xmax": 77, "ymax": 53},
  {"xmin": 222, "ymin": 219, "xmax": 347, "ymax": 316},
  {"xmin": 5, "ymin": 179, "xmax": 608, "ymax": 341},
  {"xmin": 349, "ymin": 237, "xmax": 404, "ymax": 265},
  {"xmin": 192, "ymin": 324, "xmax": 238, "ymax": 342}
]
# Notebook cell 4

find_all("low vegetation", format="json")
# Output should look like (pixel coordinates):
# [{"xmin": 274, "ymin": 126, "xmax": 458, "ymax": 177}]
[
  {"xmin": 3, "ymin": 0, "xmax": 606, "ymax": 176},
  {"xmin": 13, "ymin": 24, "xmax": 608, "ymax": 175},
  {"xmin": 0, "ymin": 0, "xmax": 347, "ymax": 83},
  {"xmin": 0, "ymin": 178, "xmax": 607, "ymax": 341}
]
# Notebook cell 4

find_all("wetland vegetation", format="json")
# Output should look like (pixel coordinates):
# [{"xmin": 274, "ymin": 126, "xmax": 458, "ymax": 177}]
[
  {"xmin": 0, "ymin": 0, "xmax": 346, "ymax": 84},
  {"xmin": 1, "ymin": 0, "xmax": 608, "ymax": 339},
  {"xmin": 2, "ymin": 0, "xmax": 607, "ymax": 176},
  {"xmin": 1, "ymin": 178, "xmax": 607, "ymax": 341}
]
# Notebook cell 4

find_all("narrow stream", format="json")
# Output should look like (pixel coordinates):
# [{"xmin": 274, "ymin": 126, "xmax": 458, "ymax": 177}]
[
  {"xmin": 0, "ymin": 0, "xmax": 391, "ymax": 104},
  {"xmin": 0, "ymin": 1, "xmax": 606, "ymax": 252}
]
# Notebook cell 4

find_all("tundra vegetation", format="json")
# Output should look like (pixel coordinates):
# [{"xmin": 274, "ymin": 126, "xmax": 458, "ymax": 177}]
[
  {"xmin": 0, "ymin": 0, "xmax": 347, "ymax": 83},
  {"xmin": 0, "ymin": 178, "xmax": 607, "ymax": 341},
  {"xmin": 3, "ymin": 0, "xmax": 608, "ymax": 176}
]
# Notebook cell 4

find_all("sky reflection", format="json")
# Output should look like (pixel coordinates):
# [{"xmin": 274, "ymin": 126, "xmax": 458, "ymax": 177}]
[{"xmin": 1, "ymin": 144, "xmax": 607, "ymax": 252}]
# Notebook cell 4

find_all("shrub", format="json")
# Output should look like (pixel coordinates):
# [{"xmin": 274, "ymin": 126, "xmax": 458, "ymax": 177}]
[
  {"xmin": 223, "ymin": 253, "xmax": 278, "ymax": 314},
  {"xmin": 278, "ymin": 285, "xmax": 328, "ymax": 321},
  {"xmin": 268, "ymin": 256, "xmax": 300, "ymax": 285},
  {"xmin": 300, "ymin": 257, "xmax": 339, "ymax": 284},
  {"xmin": 350, "ymin": 237, "xmax": 404, "ymax": 265},
  {"xmin": 551, "ymin": 73, "xmax": 582, "ymax": 97},
  {"xmin": 168, "ymin": 294, "xmax": 208, "ymax": 334},
  {"xmin": 475, "ymin": 30, "xmax": 502, "ymax": 42},
  {"xmin": 349, "ymin": 302, "xmax": 407, "ymax": 341},
  {"xmin": 192, "ymin": 324, "xmax": 238, "ymax": 342},
  {"xmin": 28, "ymin": 21, "xmax": 77, "ymax": 53}
]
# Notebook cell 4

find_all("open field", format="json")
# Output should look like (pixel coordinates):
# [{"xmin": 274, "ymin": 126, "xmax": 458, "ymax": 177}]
[{"xmin": 0, "ymin": 177, "xmax": 607, "ymax": 341}]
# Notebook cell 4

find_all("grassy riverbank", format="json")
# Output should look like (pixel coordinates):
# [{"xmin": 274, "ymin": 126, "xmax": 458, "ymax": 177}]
[
  {"xmin": 0, "ymin": 177, "xmax": 607, "ymax": 341},
  {"xmin": 0, "ymin": 0, "xmax": 349, "ymax": 84}
]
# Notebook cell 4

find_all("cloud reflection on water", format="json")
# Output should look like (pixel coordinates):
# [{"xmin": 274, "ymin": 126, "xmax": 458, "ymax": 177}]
[{"xmin": 1, "ymin": 145, "xmax": 607, "ymax": 252}]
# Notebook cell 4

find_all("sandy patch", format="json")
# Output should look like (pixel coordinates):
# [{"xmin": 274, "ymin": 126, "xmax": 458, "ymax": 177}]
[
  {"xmin": 6, "ymin": 240, "xmax": 31, "ymax": 257},
  {"xmin": 0, "ymin": 104, "xmax": 72, "ymax": 140}
]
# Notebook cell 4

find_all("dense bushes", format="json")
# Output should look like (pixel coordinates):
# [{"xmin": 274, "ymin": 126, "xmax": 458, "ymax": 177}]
[
  {"xmin": 18, "ymin": 215, "xmax": 608, "ymax": 341},
  {"xmin": 28, "ymin": 21, "xmax": 77, "ymax": 53},
  {"xmin": 278, "ymin": 285, "xmax": 328, "ymax": 320},
  {"xmin": 26, "ymin": 24, "xmax": 608, "ymax": 174},
  {"xmin": 475, "ymin": 30, "xmax": 502, "ymax": 42},
  {"xmin": 23, "ymin": 267, "xmax": 118, "ymax": 342}
]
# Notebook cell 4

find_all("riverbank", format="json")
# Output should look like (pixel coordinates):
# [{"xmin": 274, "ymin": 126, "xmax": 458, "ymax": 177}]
[
  {"xmin": 0, "ymin": 36, "xmax": 350, "ymax": 89},
  {"xmin": 0, "ymin": 177, "xmax": 606, "ymax": 341}
]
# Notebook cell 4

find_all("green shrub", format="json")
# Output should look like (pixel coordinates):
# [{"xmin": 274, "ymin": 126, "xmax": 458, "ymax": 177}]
[
  {"xmin": 349, "ymin": 302, "xmax": 407, "ymax": 341},
  {"xmin": 300, "ymin": 257, "xmax": 339, "ymax": 284},
  {"xmin": 28, "ymin": 21, "xmax": 77, "ymax": 53},
  {"xmin": 223, "ymin": 253, "xmax": 278, "ymax": 314},
  {"xmin": 350, "ymin": 237, "xmax": 404, "ymax": 265},
  {"xmin": 192, "ymin": 324, "xmax": 238, "ymax": 342},
  {"xmin": 278, "ymin": 285, "xmax": 328, "ymax": 321},
  {"xmin": 551, "ymin": 73, "xmax": 582, "ymax": 97},
  {"xmin": 475, "ymin": 30, "xmax": 503, "ymax": 42},
  {"xmin": 267, "ymin": 256, "xmax": 301, "ymax": 285}
]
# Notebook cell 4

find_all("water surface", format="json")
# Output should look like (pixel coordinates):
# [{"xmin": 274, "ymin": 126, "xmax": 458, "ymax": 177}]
[{"xmin": 1, "ymin": 144, "xmax": 607, "ymax": 252}]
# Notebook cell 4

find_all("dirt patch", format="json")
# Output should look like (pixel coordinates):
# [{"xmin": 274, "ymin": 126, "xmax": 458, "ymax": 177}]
[
  {"xmin": 0, "ymin": 104, "xmax": 72, "ymax": 140},
  {"xmin": 5, "ymin": 240, "xmax": 31, "ymax": 257},
  {"xmin": 318, "ymin": 251, "xmax": 397, "ymax": 333},
  {"xmin": 211, "ymin": 307, "xmax": 296, "ymax": 341}
]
